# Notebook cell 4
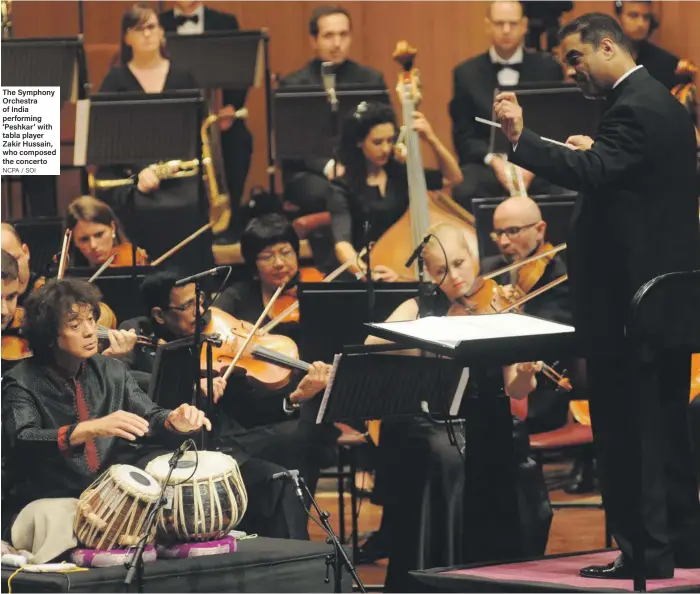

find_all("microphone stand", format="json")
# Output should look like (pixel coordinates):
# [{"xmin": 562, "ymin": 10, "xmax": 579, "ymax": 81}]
[
  {"xmin": 123, "ymin": 445, "xmax": 187, "ymax": 592},
  {"xmin": 416, "ymin": 249, "xmax": 428, "ymax": 320},
  {"xmin": 297, "ymin": 476, "xmax": 366, "ymax": 593}
]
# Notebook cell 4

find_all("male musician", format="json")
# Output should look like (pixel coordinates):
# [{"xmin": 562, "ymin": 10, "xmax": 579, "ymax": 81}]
[
  {"xmin": 1, "ymin": 250, "xmax": 20, "ymax": 334},
  {"xmin": 1, "ymin": 279, "xmax": 212, "ymax": 540},
  {"xmin": 614, "ymin": 1, "xmax": 682, "ymax": 91},
  {"xmin": 278, "ymin": 4, "xmax": 387, "ymax": 216},
  {"xmin": 494, "ymin": 13, "xmax": 700, "ymax": 578},
  {"xmin": 1, "ymin": 223, "xmax": 41, "ymax": 306},
  {"xmin": 119, "ymin": 269, "xmax": 333, "ymax": 499},
  {"xmin": 449, "ymin": 0, "xmax": 564, "ymax": 211},
  {"xmin": 159, "ymin": 1, "xmax": 253, "ymax": 242}
]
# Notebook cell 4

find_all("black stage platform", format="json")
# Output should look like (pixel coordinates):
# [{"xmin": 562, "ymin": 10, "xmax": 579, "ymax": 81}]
[
  {"xmin": 1, "ymin": 537, "xmax": 351, "ymax": 593},
  {"xmin": 411, "ymin": 549, "xmax": 700, "ymax": 593}
]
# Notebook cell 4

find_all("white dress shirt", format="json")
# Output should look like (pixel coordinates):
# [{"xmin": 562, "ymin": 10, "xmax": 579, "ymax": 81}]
[
  {"xmin": 613, "ymin": 64, "xmax": 644, "ymax": 89},
  {"xmin": 490, "ymin": 45, "xmax": 524, "ymax": 88},
  {"xmin": 174, "ymin": 4, "xmax": 205, "ymax": 36}
]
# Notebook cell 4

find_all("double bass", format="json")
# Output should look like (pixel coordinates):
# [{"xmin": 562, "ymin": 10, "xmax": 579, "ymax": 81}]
[{"xmin": 370, "ymin": 41, "xmax": 479, "ymax": 279}]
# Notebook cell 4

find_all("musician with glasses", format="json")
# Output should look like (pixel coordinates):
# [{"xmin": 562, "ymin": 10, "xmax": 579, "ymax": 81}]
[{"xmin": 95, "ymin": 3, "xmax": 212, "ymax": 275}]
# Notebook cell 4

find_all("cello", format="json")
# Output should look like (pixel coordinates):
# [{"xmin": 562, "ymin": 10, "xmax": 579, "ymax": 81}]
[{"xmin": 370, "ymin": 41, "xmax": 479, "ymax": 279}]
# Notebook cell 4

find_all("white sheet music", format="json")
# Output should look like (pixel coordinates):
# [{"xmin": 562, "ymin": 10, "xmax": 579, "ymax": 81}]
[{"xmin": 368, "ymin": 313, "xmax": 574, "ymax": 349}]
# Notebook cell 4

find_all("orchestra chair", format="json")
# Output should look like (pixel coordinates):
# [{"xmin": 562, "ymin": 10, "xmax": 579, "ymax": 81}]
[{"xmin": 318, "ymin": 422, "xmax": 369, "ymax": 562}]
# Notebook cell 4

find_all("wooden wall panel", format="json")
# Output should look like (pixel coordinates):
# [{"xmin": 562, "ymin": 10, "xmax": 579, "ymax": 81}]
[{"xmin": 7, "ymin": 0, "xmax": 700, "ymax": 208}]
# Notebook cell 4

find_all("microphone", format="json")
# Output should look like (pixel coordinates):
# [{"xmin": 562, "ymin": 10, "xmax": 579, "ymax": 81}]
[
  {"xmin": 168, "ymin": 439, "xmax": 192, "ymax": 468},
  {"xmin": 321, "ymin": 61, "xmax": 338, "ymax": 108},
  {"xmin": 404, "ymin": 234, "xmax": 432, "ymax": 268},
  {"xmin": 174, "ymin": 266, "xmax": 230, "ymax": 287},
  {"xmin": 271, "ymin": 469, "xmax": 304, "ymax": 502}
]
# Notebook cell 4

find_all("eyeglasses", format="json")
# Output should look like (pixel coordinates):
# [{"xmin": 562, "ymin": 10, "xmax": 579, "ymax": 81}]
[
  {"xmin": 490, "ymin": 222, "xmax": 540, "ymax": 242},
  {"xmin": 129, "ymin": 22, "xmax": 159, "ymax": 34},
  {"xmin": 256, "ymin": 248, "xmax": 296, "ymax": 266},
  {"xmin": 167, "ymin": 290, "xmax": 204, "ymax": 312}
]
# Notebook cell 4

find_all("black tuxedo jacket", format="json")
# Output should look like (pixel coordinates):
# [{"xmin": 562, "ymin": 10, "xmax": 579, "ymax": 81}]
[
  {"xmin": 510, "ymin": 67, "xmax": 700, "ymax": 353},
  {"xmin": 278, "ymin": 59, "xmax": 387, "ymax": 176},
  {"xmin": 159, "ymin": 7, "xmax": 246, "ymax": 109},
  {"xmin": 450, "ymin": 51, "xmax": 563, "ymax": 165}
]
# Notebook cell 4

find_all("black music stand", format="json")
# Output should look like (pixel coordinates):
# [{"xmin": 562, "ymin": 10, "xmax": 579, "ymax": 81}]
[
  {"xmin": 472, "ymin": 193, "xmax": 577, "ymax": 258},
  {"xmin": 273, "ymin": 86, "xmax": 390, "ymax": 160},
  {"xmin": 490, "ymin": 83, "xmax": 602, "ymax": 154},
  {"xmin": 165, "ymin": 29, "xmax": 273, "ymax": 194},
  {"xmin": 364, "ymin": 313, "xmax": 578, "ymax": 565},
  {"xmin": 0, "ymin": 36, "xmax": 87, "ymax": 104},
  {"xmin": 297, "ymin": 281, "xmax": 420, "ymax": 363}
]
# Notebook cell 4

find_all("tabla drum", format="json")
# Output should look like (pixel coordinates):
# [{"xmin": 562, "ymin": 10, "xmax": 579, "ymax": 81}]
[
  {"xmin": 146, "ymin": 450, "xmax": 247, "ymax": 542},
  {"xmin": 75, "ymin": 465, "xmax": 161, "ymax": 550}
]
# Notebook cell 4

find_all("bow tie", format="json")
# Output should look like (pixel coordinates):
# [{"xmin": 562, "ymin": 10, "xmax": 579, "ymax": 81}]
[
  {"xmin": 492, "ymin": 61, "xmax": 522, "ymax": 74},
  {"xmin": 175, "ymin": 14, "xmax": 199, "ymax": 26}
]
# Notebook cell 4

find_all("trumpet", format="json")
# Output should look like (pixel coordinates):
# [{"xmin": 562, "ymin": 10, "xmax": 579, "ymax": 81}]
[{"xmin": 89, "ymin": 158, "xmax": 201, "ymax": 190}]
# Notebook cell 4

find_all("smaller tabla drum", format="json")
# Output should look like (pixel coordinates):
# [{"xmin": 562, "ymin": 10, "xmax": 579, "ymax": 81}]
[
  {"xmin": 75, "ymin": 465, "xmax": 161, "ymax": 550},
  {"xmin": 146, "ymin": 450, "xmax": 247, "ymax": 542}
]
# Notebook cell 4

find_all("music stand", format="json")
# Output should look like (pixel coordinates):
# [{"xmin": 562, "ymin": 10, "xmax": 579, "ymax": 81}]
[
  {"xmin": 148, "ymin": 337, "xmax": 199, "ymax": 410},
  {"xmin": 0, "ymin": 36, "xmax": 87, "ymax": 104},
  {"xmin": 490, "ymin": 83, "xmax": 602, "ymax": 154},
  {"xmin": 274, "ymin": 87, "xmax": 390, "ymax": 160},
  {"xmin": 297, "ymin": 281, "xmax": 420, "ymax": 363},
  {"xmin": 364, "ymin": 313, "xmax": 578, "ymax": 564},
  {"xmin": 472, "ymin": 193, "xmax": 577, "ymax": 258}
]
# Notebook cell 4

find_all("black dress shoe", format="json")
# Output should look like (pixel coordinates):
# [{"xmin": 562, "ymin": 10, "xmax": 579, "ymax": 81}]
[
  {"xmin": 580, "ymin": 555, "xmax": 673, "ymax": 580},
  {"xmin": 564, "ymin": 456, "xmax": 596, "ymax": 495},
  {"xmin": 356, "ymin": 530, "xmax": 388, "ymax": 564}
]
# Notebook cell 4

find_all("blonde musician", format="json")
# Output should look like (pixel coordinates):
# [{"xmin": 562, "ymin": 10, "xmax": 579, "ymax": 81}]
[
  {"xmin": 328, "ymin": 101, "xmax": 463, "ymax": 281},
  {"xmin": 363, "ymin": 222, "xmax": 550, "ymax": 592},
  {"xmin": 95, "ymin": 3, "xmax": 212, "ymax": 275},
  {"xmin": 65, "ymin": 196, "xmax": 149, "ymax": 268}
]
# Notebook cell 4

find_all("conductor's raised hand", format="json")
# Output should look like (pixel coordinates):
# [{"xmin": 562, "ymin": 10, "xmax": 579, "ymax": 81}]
[
  {"xmin": 565, "ymin": 135, "xmax": 594, "ymax": 151},
  {"xmin": 493, "ymin": 92, "xmax": 524, "ymax": 145},
  {"xmin": 167, "ymin": 403, "xmax": 212, "ymax": 433}
]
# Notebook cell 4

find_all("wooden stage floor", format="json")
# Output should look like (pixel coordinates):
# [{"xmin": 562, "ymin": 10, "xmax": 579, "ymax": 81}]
[{"xmin": 308, "ymin": 464, "xmax": 606, "ymax": 589}]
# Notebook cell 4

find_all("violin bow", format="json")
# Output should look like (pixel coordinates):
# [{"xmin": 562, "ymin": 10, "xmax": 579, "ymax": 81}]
[
  {"xmin": 222, "ymin": 282, "xmax": 287, "ymax": 382},
  {"xmin": 56, "ymin": 229, "xmax": 73, "ymax": 280},
  {"xmin": 258, "ymin": 247, "xmax": 368, "ymax": 336},
  {"xmin": 498, "ymin": 273, "xmax": 569, "ymax": 313},
  {"xmin": 88, "ymin": 253, "xmax": 118, "ymax": 283},
  {"xmin": 482, "ymin": 243, "xmax": 566, "ymax": 282},
  {"xmin": 150, "ymin": 223, "xmax": 213, "ymax": 267}
]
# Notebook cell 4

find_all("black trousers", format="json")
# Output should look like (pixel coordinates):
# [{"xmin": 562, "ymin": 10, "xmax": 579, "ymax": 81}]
[
  {"xmin": 587, "ymin": 349, "xmax": 700, "ymax": 573},
  {"xmin": 451, "ymin": 162, "xmax": 564, "ymax": 212},
  {"xmin": 220, "ymin": 121, "xmax": 253, "ymax": 240}
]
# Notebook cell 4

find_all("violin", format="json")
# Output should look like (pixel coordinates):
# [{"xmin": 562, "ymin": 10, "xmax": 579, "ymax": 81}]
[
  {"xmin": 1, "ymin": 307, "xmax": 32, "ymax": 362},
  {"xmin": 105, "ymin": 242, "xmax": 150, "ymax": 267},
  {"xmin": 268, "ymin": 268, "xmax": 324, "ymax": 325},
  {"xmin": 513, "ymin": 242, "xmax": 558, "ymax": 297},
  {"xmin": 204, "ymin": 307, "xmax": 303, "ymax": 390}
]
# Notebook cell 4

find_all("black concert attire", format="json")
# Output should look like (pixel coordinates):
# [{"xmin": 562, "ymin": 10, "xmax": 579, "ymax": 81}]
[
  {"xmin": 119, "ymin": 312, "xmax": 328, "ymax": 500},
  {"xmin": 96, "ymin": 65, "xmax": 213, "ymax": 276},
  {"xmin": 449, "ymin": 49, "xmax": 565, "ymax": 210},
  {"xmin": 481, "ymin": 251, "xmax": 572, "ymax": 433},
  {"xmin": 328, "ymin": 160, "xmax": 442, "ymax": 254},
  {"xmin": 510, "ymin": 66, "xmax": 700, "ymax": 575},
  {"xmin": 380, "ymin": 291, "xmax": 552, "ymax": 592},
  {"xmin": 17, "ymin": 273, "xmax": 46, "ymax": 308},
  {"xmin": 1, "ymin": 354, "xmax": 308, "ymax": 541},
  {"xmin": 634, "ymin": 41, "xmax": 682, "ymax": 91},
  {"xmin": 278, "ymin": 59, "xmax": 387, "ymax": 216},
  {"xmin": 159, "ymin": 6, "xmax": 253, "ymax": 242}
]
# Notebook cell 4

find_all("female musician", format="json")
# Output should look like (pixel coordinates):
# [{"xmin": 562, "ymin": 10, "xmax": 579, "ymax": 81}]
[
  {"xmin": 65, "ymin": 196, "xmax": 148, "ymax": 268},
  {"xmin": 96, "ymin": 3, "xmax": 212, "ymax": 275},
  {"xmin": 329, "ymin": 101, "xmax": 463, "ymax": 280},
  {"xmin": 365, "ymin": 223, "xmax": 551, "ymax": 592}
]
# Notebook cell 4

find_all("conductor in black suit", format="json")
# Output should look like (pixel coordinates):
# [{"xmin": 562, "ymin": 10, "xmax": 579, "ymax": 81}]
[
  {"xmin": 449, "ymin": 0, "xmax": 564, "ymax": 211},
  {"xmin": 160, "ymin": 1, "xmax": 253, "ymax": 242},
  {"xmin": 495, "ymin": 13, "xmax": 700, "ymax": 580},
  {"xmin": 278, "ymin": 5, "xmax": 387, "ymax": 217}
]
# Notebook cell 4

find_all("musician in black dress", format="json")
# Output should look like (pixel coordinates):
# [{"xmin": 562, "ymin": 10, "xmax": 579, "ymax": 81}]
[
  {"xmin": 159, "ymin": 1, "xmax": 253, "ymax": 242},
  {"xmin": 329, "ymin": 101, "xmax": 463, "ymax": 280},
  {"xmin": 95, "ymin": 3, "xmax": 211, "ymax": 275},
  {"xmin": 365, "ymin": 223, "xmax": 552, "ymax": 592}
]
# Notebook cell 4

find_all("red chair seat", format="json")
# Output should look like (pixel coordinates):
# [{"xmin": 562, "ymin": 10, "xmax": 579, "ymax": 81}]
[
  {"xmin": 334, "ymin": 422, "xmax": 368, "ymax": 447},
  {"xmin": 530, "ymin": 422, "xmax": 593, "ymax": 450},
  {"xmin": 292, "ymin": 212, "xmax": 331, "ymax": 239}
]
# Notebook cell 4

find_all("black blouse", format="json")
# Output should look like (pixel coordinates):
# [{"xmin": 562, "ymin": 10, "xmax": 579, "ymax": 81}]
[
  {"xmin": 99, "ymin": 63, "xmax": 198, "ymax": 94},
  {"xmin": 328, "ymin": 160, "xmax": 443, "ymax": 250}
]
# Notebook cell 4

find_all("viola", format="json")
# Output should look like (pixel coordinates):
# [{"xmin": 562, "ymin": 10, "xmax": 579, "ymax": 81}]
[
  {"xmin": 513, "ymin": 242, "xmax": 558, "ymax": 297},
  {"xmin": 204, "ymin": 307, "xmax": 303, "ymax": 390},
  {"xmin": 268, "ymin": 268, "xmax": 324, "ymax": 325},
  {"xmin": 1, "ymin": 307, "xmax": 32, "ymax": 361}
]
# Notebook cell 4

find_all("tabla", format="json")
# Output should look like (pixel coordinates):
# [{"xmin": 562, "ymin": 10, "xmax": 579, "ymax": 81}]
[
  {"xmin": 75, "ymin": 465, "xmax": 161, "ymax": 550},
  {"xmin": 146, "ymin": 450, "xmax": 247, "ymax": 542}
]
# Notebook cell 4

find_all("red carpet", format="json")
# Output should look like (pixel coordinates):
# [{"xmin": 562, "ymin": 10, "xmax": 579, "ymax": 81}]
[{"xmin": 439, "ymin": 551, "xmax": 700, "ymax": 592}]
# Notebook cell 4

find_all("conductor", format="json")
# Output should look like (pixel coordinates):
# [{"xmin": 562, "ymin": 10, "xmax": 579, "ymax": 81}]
[{"xmin": 494, "ymin": 13, "xmax": 700, "ymax": 580}]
